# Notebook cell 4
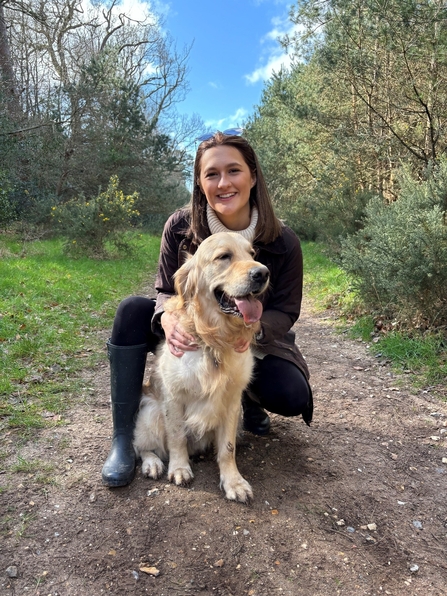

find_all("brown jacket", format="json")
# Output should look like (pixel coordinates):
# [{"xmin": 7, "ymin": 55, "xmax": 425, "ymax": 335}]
[{"xmin": 152, "ymin": 208, "xmax": 310, "ymax": 380}]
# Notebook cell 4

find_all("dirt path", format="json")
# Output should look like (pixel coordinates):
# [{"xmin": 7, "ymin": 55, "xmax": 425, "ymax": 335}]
[{"xmin": 2, "ymin": 301, "xmax": 447, "ymax": 595}]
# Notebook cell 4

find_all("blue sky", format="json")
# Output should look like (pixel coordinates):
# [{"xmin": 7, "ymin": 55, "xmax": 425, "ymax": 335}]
[{"xmin": 160, "ymin": 0, "xmax": 296, "ymax": 130}]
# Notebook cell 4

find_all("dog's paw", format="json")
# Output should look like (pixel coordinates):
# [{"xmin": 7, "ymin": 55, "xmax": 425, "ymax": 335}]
[
  {"xmin": 141, "ymin": 454, "xmax": 164, "ymax": 479},
  {"xmin": 168, "ymin": 464, "xmax": 194, "ymax": 486},
  {"xmin": 221, "ymin": 475, "xmax": 253, "ymax": 503}
]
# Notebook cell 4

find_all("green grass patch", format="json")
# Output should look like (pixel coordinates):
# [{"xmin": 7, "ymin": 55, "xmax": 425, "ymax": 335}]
[
  {"xmin": 302, "ymin": 242, "xmax": 447, "ymax": 389},
  {"xmin": 349, "ymin": 316, "xmax": 447, "ymax": 387},
  {"xmin": 10, "ymin": 455, "xmax": 54, "ymax": 475},
  {"xmin": 301, "ymin": 241, "xmax": 358, "ymax": 313},
  {"xmin": 0, "ymin": 232, "xmax": 160, "ymax": 431},
  {"xmin": 373, "ymin": 331, "xmax": 447, "ymax": 386}
]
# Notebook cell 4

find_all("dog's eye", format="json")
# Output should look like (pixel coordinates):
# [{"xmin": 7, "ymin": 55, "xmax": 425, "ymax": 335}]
[{"xmin": 216, "ymin": 252, "xmax": 232, "ymax": 261}]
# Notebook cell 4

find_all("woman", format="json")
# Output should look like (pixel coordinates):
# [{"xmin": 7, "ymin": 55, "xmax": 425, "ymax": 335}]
[{"xmin": 101, "ymin": 131, "xmax": 313, "ymax": 487}]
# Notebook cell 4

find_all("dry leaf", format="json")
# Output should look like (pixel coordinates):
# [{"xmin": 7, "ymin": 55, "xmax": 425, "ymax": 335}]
[
  {"xmin": 271, "ymin": 509, "xmax": 279, "ymax": 515},
  {"xmin": 139, "ymin": 566, "xmax": 160, "ymax": 577},
  {"xmin": 214, "ymin": 559, "xmax": 224, "ymax": 568}
]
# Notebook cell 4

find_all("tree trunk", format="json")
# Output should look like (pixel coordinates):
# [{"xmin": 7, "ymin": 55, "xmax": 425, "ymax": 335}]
[{"xmin": 0, "ymin": 3, "xmax": 21, "ymax": 117}]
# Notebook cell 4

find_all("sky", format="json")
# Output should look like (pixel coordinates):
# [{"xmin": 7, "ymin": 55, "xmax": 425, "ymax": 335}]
[{"xmin": 159, "ymin": 0, "xmax": 296, "ymax": 131}]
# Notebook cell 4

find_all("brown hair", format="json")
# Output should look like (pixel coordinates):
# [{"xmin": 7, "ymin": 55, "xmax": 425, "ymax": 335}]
[{"xmin": 187, "ymin": 132, "xmax": 282, "ymax": 245}]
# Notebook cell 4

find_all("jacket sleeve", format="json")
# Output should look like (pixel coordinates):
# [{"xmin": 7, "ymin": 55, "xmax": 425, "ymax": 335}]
[
  {"xmin": 257, "ymin": 229, "xmax": 303, "ymax": 346},
  {"xmin": 151, "ymin": 214, "xmax": 182, "ymax": 336}
]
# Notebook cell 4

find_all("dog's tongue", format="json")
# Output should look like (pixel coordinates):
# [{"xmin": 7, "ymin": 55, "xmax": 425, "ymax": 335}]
[{"xmin": 234, "ymin": 296, "xmax": 263, "ymax": 324}]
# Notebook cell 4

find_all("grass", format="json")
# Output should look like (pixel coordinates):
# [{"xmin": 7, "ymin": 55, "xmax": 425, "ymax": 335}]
[
  {"xmin": 301, "ymin": 241, "xmax": 358, "ymax": 313},
  {"xmin": 0, "ymin": 232, "xmax": 161, "ymax": 431},
  {"xmin": 10, "ymin": 455, "xmax": 54, "ymax": 475},
  {"xmin": 15, "ymin": 512, "xmax": 36, "ymax": 538},
  {"xmin": 301, "ymin": 242, "xmax": 447, "ymax": 389}
]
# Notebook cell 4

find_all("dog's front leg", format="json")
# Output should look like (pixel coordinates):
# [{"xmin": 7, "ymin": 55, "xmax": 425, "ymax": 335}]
[
  {"xmin": 216, "ymin": 401, "xmax": 253, "ymax": 503},
  {"xmin": 164, "ymin": 398, "xmax": 194, "ymax": 486}
]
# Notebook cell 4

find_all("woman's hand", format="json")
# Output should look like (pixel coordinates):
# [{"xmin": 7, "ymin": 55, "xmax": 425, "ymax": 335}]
[
  {"xmin": 233, "ymin": 338, "xmax": 251, "ymax": 353},
  {"xmin": 161, "ymin": 311, "xmax": 198, "ymax": 357}
]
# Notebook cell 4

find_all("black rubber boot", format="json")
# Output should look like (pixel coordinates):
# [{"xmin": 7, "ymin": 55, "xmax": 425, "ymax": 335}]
[
  {"xmin": 101, "ymin": 341, "xmax": 148, "ymax": 487},
  {"xmin": 242, "ymin": 392, "xmax": 271, "ymax": 436}
]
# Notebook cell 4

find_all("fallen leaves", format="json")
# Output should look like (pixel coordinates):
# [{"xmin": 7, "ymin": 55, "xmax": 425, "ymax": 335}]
[{"xmin": 139, "ymin": 566, "xmax": 160, "ymax": 577}]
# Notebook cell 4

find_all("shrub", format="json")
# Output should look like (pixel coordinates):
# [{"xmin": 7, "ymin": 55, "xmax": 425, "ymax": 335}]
[
  {"xmin": 340, "ymin": 162, "xmax": 447, "ymax": 328},
  {"xmin": 53, "ymin": 175, "xmax": 140, "ymax": 257},
  {"xmin": 9, "ymin": 182, "xmax": 58, "ymax": 227},
  {"xmin": 0, "ymin": 171, "xmax": 15, "ymax": 226},
  {"xmin": 0, "ymin": 173, "xmax": 59, "ymax": 236}
]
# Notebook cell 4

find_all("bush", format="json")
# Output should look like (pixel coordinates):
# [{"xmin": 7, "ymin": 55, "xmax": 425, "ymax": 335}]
[
  {"xmin": 340, "ymin": 162, "xmax": 447, "ymax": 328},
  {"xmin": 0, "ymin": 171, "xmax": 15, "ymax": 226},
  {"xmin": 0, "ymin": 173, "xmax": 59, "ymax": 235},
  {"xmin": 272, "ymin": 164, "xmax": 372, "ymax": 246},
  {"xmin": 9, "ymin": 182, "xmax": 58, "ymax": 227},
  {"xmin": 53, "ymin": 175, "xmax": 140, "ymax": 257}
]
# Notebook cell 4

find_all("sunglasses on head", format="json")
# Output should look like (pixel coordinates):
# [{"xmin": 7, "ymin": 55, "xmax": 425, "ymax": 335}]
[{"xmin": 195, "ymin": 127, "xmax": 244, "ymax": 142}]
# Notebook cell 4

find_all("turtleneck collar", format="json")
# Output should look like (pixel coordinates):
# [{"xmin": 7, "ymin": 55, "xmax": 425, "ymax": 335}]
[{"xmin": 206, "ymin": 204, "xmax": 258, "ymax": 242}]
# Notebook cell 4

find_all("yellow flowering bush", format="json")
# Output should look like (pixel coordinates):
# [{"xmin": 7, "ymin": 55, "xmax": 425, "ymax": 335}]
[{"xmin": 52, "ymin": 176, "xmax": 140, "ymax": 256}]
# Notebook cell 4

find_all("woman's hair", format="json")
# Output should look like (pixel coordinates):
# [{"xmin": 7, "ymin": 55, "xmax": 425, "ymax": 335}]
[{"xmin": 187, "ymin": 132, "xmax": 282, "ymax": 245}]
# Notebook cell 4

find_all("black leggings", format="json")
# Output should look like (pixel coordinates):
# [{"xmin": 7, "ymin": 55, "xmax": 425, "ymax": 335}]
[
  {"xmin": 111, "ymin": 296, "xmax": 312, "ymax": 422},
  {"xmin": 111, "ymin": 296, "xmax": 159, "ymax": 351},
  {"xmin": 249, "ymin": 355, "xmax": 312, "ymax": 423}
]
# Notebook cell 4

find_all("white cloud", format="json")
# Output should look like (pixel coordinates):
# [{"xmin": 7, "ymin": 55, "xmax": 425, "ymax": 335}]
[
  {"xmin": 111, "ymin": 0, "xmax": 156, "ymax": 23},
  {"xmin": 81, "ymin": 0, "xmax": 158, "ymax": 25},
  {"xmin": 245, "ymin": 12, "xmax": 301, "ymax": 84},
  {"xmin": 245, "ymin": 52, "xmax": 292, "ymax": 84},
  {"xmin": 205, "ymin": 107, "xmax": 249, "ymax": 131}
]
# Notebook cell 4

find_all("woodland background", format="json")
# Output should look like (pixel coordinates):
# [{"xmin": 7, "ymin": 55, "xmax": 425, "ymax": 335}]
[{"xmin": 1, "ymin": 0, "xmax": 447, "ymax": 330}]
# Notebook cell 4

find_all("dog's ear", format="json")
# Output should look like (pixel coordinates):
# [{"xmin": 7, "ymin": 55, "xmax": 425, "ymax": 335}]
[{"xmin": 174, "ymin": 255, "xmax": 199, "ymax": 305}]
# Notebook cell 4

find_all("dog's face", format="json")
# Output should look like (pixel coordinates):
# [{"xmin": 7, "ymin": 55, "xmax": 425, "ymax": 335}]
[{"xmin": 175, "ymin": 232, "xmax": 270, "ymax": 325}]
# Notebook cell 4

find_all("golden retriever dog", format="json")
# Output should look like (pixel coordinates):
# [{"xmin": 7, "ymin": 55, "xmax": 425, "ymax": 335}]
[{"xmin": 133, "ymin": 232, "xmax": 270, "ymax": 502}]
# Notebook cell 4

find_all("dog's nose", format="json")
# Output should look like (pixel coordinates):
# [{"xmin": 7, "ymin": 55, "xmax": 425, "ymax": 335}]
[{"xmin": 249, "ymin": 266, "xmax": 270, "ymax": 286}]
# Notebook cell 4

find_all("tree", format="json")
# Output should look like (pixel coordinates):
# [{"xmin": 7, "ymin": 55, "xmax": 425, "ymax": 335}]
[
  {"xmin": 287, "ymin": 0, "xmax": 447, "ymax": 181},
  {"xmin": 246, "ymin": 0, "xmax": 447, "ymax": 244},
  {"xmin": 0, "ymin": 2, "xmax": 20, "ymax": 117},
  {"xmin": 0, "ymin": 0, "xmax": 197, "ymax": 227}
]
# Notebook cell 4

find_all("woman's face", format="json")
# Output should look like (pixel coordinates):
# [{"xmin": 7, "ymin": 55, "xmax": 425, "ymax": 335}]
[{"xmin": 198, "ymin": 145, "xmax": 256, "ymax": 231}]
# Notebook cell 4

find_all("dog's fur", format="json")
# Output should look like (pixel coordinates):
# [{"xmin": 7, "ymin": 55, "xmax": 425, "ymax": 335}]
[{"xmin": 133, "ymin": 232, "xmax": 270, "ymax": 502}]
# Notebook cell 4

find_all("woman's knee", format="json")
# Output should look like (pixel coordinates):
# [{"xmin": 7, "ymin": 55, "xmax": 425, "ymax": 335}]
[
  {"xmin": 111, "ymin": 296, "xmax": 155, "ymax": 346},
  {"xmin": 271, "ymin": 381, "xmax": 311, "ymax": 417},
  {"xmin": 115, "ymin": 296, "xmax": 154, "ymax": 320},
  {"xmin": 251, "ymin": 356, "xmax": 311, "ymax": 417}
]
